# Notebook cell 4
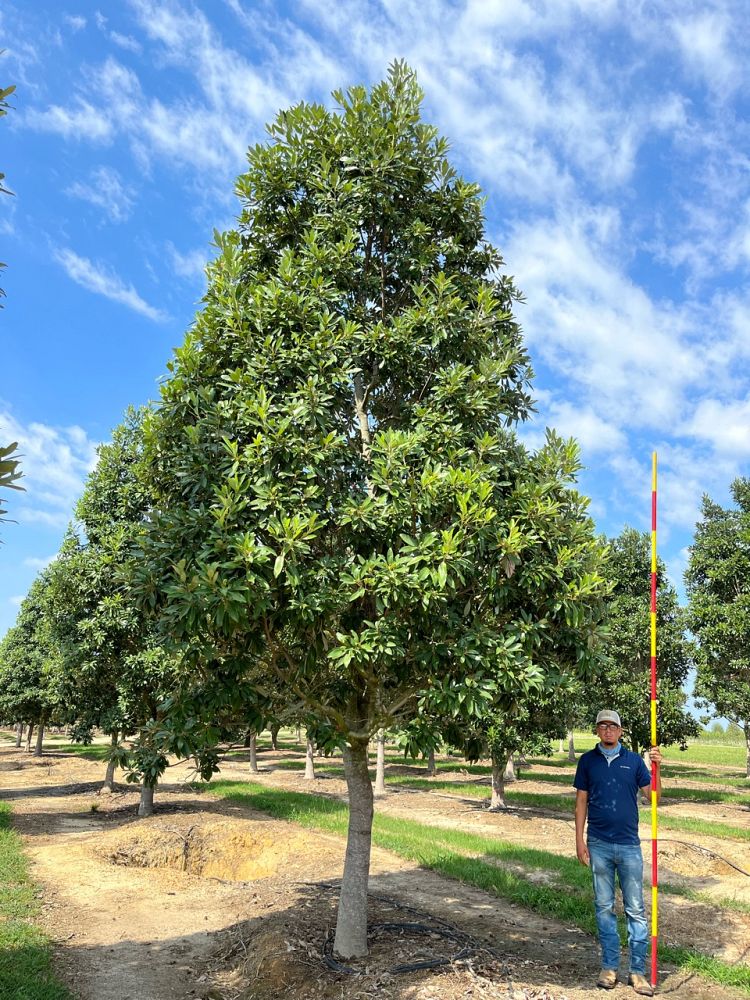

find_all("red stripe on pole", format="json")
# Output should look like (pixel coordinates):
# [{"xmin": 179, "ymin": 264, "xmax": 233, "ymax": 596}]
[{"xmin": 651, "ymin": 937, "xmax": 658, "ymax": 983}]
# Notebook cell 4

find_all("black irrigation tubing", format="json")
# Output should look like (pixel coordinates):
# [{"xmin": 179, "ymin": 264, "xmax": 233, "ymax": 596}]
[
  {"xmin": 305, "ymin": 880, "xmax": 506, "ymax": 977},
  {"xmin": 643, "ymin": 838, "xmax": 750, "ymax": 877}
]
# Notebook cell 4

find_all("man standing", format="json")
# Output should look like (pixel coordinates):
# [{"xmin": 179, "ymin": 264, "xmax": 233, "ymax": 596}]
[{"xmin": 573, "ymin": 710, "xmax": 662, "ymax": 995}]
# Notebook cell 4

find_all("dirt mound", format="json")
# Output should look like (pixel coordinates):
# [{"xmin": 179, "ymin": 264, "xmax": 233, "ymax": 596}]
[
  {"xmin": 658, "ymin": 840, "xmax": 743, "ymax": 878},
  {"xmin": 100, "ymin": 818, "xmax": 306, "ymax": 881}
]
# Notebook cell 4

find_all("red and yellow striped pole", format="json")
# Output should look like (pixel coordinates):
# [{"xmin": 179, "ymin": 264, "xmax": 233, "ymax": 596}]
[{"xmin": 650, "ymin": 452, "xmax": 659, "ymax": 987}]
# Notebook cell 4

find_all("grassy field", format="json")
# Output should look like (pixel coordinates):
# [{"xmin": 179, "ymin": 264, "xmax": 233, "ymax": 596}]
[
  {"xmin": 207, "ymin": 780, "xmax": 750, "ymax": 993},
  {"xmin": 0, "ymin": 802, "xmax": 73, "ymax": 1000}
]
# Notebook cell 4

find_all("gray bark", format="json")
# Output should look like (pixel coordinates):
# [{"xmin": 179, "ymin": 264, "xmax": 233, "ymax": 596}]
[
  {"xmin": 102, "ymin": 731, "xmax": 119, "ymax": 793},
  {"xmin": 25, "ymin": 723, "xmax": 34, "ymax": 753},
  {"xmin": 14, "ymin": 723, "xmax": 23, "ymax": 748},
  {"xmin": 248, "ymin": 731, "xmax": 258, "ymax": 773},
  {"xmin": 489, "ymin": 754, "xmax": 507, "ymax": 811},
  {"xmin": 374, "ymin": 729, "xmax": 386, "ymax": 796},
  {"xmin": 333, "ymin": 741, "xmax": 373, "ymax": 958},
  {"xmin": 33, "ymin": 723, "xmax": 45, "ymax": 757},
  {"xmin": 303, "ymin": 735, "xmax": 316, "ymax": 780},
  {"xmin": 558, "ymin": 738, "xmax": 564, "ymax": 753},
  {"xmin": 745, "ymin": 734, "xmax": 750, "ymax": 779},
  {"xmin": 426, "ymin": 746, "xmax": 437, "ymax": 776},
  {"xmin": 504, "ymin": 754, "xmax": 517, "ymax": 783},
  {"xmin": 567, "ymin": 729, "xmax": 576, "ymax": 762},
  {"xmin": 270, "ymin": 724, "xmax": 280, "ymax": 751},
  {"xmin": 138, "ymin": 783, "xmax": 155, "ymax": 817}
]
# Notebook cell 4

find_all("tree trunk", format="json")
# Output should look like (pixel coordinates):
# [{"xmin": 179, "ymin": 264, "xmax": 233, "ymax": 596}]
[
  {"xmin": 745, "ymin": 733, "xmax": 750, "ymax": 779},
  {"xmin": 426, "ymin": 747, "xmax": 437, "ymax": 776},
  {"xmin": 333, "ymin": 740, "xmax": 373, "ymax": 958},
  {"xmin": 504, "ymin": 754, "xmax": 517, "ymax": 783},
  {"xmin": 102, "ymin": 731, "xmax": 119, "ymax": 793},
  {"xmin": 567, "ymin": 729, "xmax": 576, "ymax": 761},
  {"xmin": 304, "ymin": 734, "xmax": 316, "ymax": 780},
  {"xmin": 374, "ymin": 729, "xmax": 386, "ymax": 796},
  {"xmin": 489, "ymin": 753, "xmax": 507, "ymax": 811},
  {"xmin": 558, "ymin": 738, "xmax": 564, "ymax": 753},
  {"xmin": 25, "ymin": 723, "xmax": 34, "ymax": 753},
  {"xmin": 15, "ymin": 723, "xmax": 23, "ymax": 748},
  {"xmin": 270, "ymin": 724, "xmax": 280, "ymax": 751},
  {"xmin": 248, "ymin": 731, "xmax": 258, "ymax": 773},
  {"xmin": 33, "ymin": 723, "xmax": 45, "ymax": 757},
  {"xmin": 296, "ymin": 726, "xmax": 302, "ymax": 744},
  {"xmin": 138, "ymin": 783, "xmax": 155, "ymax": 817},
  {"xmin": 632, "ymin": 737, "xmax": 640, "ymax": 757}
]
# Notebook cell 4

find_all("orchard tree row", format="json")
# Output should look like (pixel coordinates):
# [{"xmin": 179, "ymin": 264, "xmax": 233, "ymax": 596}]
[{"xmin": 0, "ymin": 64, "xmax": 746, "ymax": 958}]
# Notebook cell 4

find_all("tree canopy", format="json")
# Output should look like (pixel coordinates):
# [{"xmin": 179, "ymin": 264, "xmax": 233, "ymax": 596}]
[
  {"xmin": 583, "ymin": 527, "xmax": 697, "ymax": 755},
  {"xmin": 686, "ymin": 479, "xmax": 750, "ymax": 774},
  {"xmin": 134, "ymin": 62, "xmax": 610, "ymax": 957}
]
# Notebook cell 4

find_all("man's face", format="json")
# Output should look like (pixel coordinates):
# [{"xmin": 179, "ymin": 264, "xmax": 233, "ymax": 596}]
[{"xmin": 596, "ymin": 722, "xmax": 622, "ymax": 747}]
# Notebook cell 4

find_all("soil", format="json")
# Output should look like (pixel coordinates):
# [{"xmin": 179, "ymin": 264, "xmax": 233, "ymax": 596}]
[{"xmin": 1, "ymin": 738, "xmax": 749, "ymax": 1000}]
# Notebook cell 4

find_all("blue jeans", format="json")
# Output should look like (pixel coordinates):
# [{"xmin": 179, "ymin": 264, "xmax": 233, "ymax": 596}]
[{"xmin": 588, "ymin": 836, "xmax": 648, "ymax": 974}]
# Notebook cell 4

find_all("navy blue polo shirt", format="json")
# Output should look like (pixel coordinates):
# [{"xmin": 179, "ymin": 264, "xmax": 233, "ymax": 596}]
[{"xmin": 573, "ymin": 745, "xmax": 651, "ymax": 846}]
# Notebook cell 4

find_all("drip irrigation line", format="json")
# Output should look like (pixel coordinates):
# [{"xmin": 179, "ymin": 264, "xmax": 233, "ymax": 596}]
[{"xmin": 302, "ymin": 880, "xmax": 510, "ymax": 978}]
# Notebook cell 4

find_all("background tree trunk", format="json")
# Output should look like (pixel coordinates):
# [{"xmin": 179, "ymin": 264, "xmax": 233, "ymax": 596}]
[
  {"xmin": 504, "ymin": 754, "xmax": 517, "ymax": 783},
  {"xmin": 25, "ymin": 723, "xmax": 34, "ymax": 753},
  {"xmin": 426, "ymin": 747, "xmax": 437, "ymax": 776},
  {"xmin": 745, "ymin": 731, "xmax": 750, "ymax": 779},
  {"xmin": 567, "ymin": 729, "xmax": 576, "ymax": 761},
  {"xmin": 138, "ymin": 783, "xmax": 155, "ymax": 817},
  {"xmin": 248, "ymin": 731, "xmax": 258, "ymax": 773},
  {"xmin": 333, "ymin": 740, "xmax": 374, "ymax": 958},
  {"xmin": 304, "ymin": 733, "xmax": 316, "ymax": 780},
  {"xmin": 102, "ymin": 731, "xmax": 119, "ymax": 793},
  {"xmin": 270, "ymin": 724, "xmax": 280, "ymax": 751},
  {"xmin": 33, "ymin": 723, "xmax": 45, "ymax": 757},
  {"xmin": 296, "ymin": 726, "xmax": 301, "ymax": 744},
  {"xmin": 374, "ymin": 729, "xmax": 386, "ymax": 796},
  {"xmin": 14, "ymin": 723, "xmax": 23, "ymax": 748},
  {"xmin": 489, "ymin": 753, "xmax": 507, "ymax": 810},
  {"xmin": 558, "ymin": 737, "xmax": 564, "ymax": 753}
]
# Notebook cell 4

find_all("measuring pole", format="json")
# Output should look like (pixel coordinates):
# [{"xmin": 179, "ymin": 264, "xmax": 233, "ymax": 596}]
[{"xmin": 650, "ymin": 452, "xmax": 659, "ymax": 987}]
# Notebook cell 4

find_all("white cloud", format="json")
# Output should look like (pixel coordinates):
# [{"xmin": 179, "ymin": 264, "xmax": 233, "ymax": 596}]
[
  {"xmin": 672, "ymin": 11, "xmax": 739, "ymax": 96},
  {"xmin": 684, "ymin": 397, "xmax": 750, "ymax": 456},
  {"xmin": 166, "ymin": 242, "xmax": 208, "ymax": 282},
  {"xmin": 23, "ymin": 554, "xmax": 57, "ymax": 570},
  {"xmin": 0, "ymin": 409, "xmax": 99, "ymax": 528},
  {"xmin": 66, "ymin": 165, "xmax": 135, "ymax": 222},
  {"xmin": 63, "ymin": 15, "xmax": 87, "ymax": 32},
  {"xmin": 9, "ymin": 595, "xmax": 23, "ymax": 607},
  {"xmin": 25, "ymin": 100, "xmax": 113, "ymax": 142},
  {"xmin": 110, "ymin": 31, "xmax": 142, "ymax": 53},
  {"xmin": 54, "ymin": 248, "xmax": 168, "ymax": 321}
]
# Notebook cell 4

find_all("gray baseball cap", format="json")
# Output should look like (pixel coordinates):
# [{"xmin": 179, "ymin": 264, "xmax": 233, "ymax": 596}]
[{"xmin": 595, "ymin": 710, "xmax": 621, "ymax": 726}]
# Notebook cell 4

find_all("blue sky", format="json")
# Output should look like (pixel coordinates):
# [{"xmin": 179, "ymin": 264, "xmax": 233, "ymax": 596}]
[{"xmin": 2, "ymin": 0, "xmax": 749, "ymax": 645}]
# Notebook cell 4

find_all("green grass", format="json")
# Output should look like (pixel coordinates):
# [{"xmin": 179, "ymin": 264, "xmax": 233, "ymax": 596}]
[
  {"xmin": 0, "ymin": 802, "xmax": 73, "ymax": 1000},
  {"xmin": 49, "ymin": 742, "xmax": 111, "ymax": 762},
  {"xmin": 206, "ymin": 780, "xmax": 750, "ymax": 993}
]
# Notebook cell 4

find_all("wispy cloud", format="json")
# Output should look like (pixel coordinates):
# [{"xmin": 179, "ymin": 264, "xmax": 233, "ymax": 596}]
[
  {"xmin": 25, "ymin": 100, "xmax": 113, "ymax": 141},
  {"xmin": 166, "ymin": 241, "xmax": 208, "ymax": 282},
  {"xmin": 63, "ymin": 14, "xmax": 86, "ymax": 32},
  {"xmin": 54, "ymin": 248, "xmax": 167, "ymax": 321},
  {"xmin": 0, "ymin": 409, "xmax": 99, "ymax": 528},
  {"xmin": 66, "ymin": 165, "xmax": 135, "ymax": 223},
  {"xmin": 23, "ymin": 554, "xmax": 57, "ymax": 570}
]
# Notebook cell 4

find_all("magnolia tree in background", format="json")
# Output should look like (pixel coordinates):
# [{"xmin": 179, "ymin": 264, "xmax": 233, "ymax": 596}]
[
  {"xmin": 135, "ymin": 63, "xmax": 609, "ymax": 958},
  {"xmin": 44, "ymin": 410, "xmax": 181, "ymax": 809},
  {"xmin": 584, "ymin": 528, "xmax": 697, "ymax": 755},
  {"xmin": 687, "ymin": 480, "xmax": 750, "ymax": 776},
  {"xmin": 0, "ymin": 573, "xmax": 62, "ymax": 753}
]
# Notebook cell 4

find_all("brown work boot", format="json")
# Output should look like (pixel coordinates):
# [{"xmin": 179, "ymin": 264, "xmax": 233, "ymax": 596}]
[
  {"xmin": 597, "ymin": 969, "xmax": 617, "ymax": 990},
  {"xmin": 628, "ymin": 972, "xmax": 654, "ymax": 995}
]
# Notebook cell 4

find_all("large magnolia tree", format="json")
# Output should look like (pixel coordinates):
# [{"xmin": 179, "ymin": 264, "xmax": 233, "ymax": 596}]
[
  {"xmin": 135, "ymin": 63, "xmax": 609, "ymax": 958},
  {"xmin": 687, "ymin": 480, "xmax": 750, "ymax": 776}
]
